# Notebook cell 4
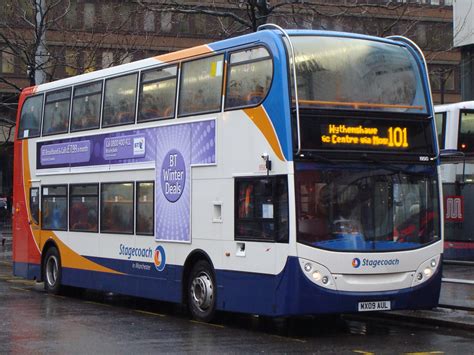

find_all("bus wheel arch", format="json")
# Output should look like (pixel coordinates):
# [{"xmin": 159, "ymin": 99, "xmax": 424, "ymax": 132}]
[
  {"xmin": 41, "ymin": 240, "xmax": 62, "ymax": 294},
  {"xmin": 182, "ymin": 250, "xmax": 217, "ymax": 322}
]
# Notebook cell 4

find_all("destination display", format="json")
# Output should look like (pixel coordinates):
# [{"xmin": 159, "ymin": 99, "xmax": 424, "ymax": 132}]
[
  {"xmin": 321, "ymin": 124, "xmax": 408, "ymax": 148},
  {"xmin": 300, "ymin": 116, "xmax": 434, "ymax": 154}
]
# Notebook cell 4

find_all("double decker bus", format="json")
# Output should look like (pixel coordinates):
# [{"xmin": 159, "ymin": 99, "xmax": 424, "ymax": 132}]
[
  {"xmin": 435, "ymin": 101, "xmax": 474, "ymax": 261},
  {"xmin": 13, "ymin": 26, "xmax": 442, "ymax": 322}
]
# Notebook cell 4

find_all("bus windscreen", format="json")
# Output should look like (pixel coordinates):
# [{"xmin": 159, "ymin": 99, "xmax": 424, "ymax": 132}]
[{"xmin": 289, "ymin": 35, "xmax": 427, "ymax": 113}]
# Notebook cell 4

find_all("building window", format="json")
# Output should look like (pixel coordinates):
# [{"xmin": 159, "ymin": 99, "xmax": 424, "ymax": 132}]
[
  {"xmin": 178, "ymin": 54, "xmax": 224, "ymax": 116},
  {"xmin": 65, "ymin": 49, "xmax": 77, "ymax": 76},
  {"xmin": 1, "ymin": 51, "xmax": 15, "ymax": 73},
  {"xmin": 144, "ymin": 11, "xmax": 155, "ymax": 32},
  {"xmin": 18, "ymin": 94, "xmax": 43, "ymax": 139},
  {"xmin": 42, "ymin": 185, "xmax": 68, "ymax": 231},
  {"xmin": 102, "ymin": 73, "xmax": 138, "ymax": 127},
  {"xmin": 71, "ymin": 81, "xmax": 102, "ymax": 132},
  {"xmin": 138, "ymin": 65, "xmax": 177, "ymax": 122},
  {"xmin": 235, "ymin": 176, "xmax": 289, "ymax": 242},
  {"xmin": 83, "ymin": 50, "xmax": 96, "ymax": 73},
  {"xmin": 102, "ymin": 51, "xmax": 114, "ymax": 69},
  {"xmin": 136, "ymin": 182, "xmax": 154, "ymax": 235},
  {"xmin": 161, "ymin": 12, "xmax": 172, "ymax": 32},
  {"xmin": 42, "ymin": 88, "xmax": 71, "ymax": 136},
  {"xmin": 101, "ymin": 182, "xmax": 134, "ymax": 234},
  {"xmin": 225, "ymin": 47, "xmax": 273, "ymax": 110},
  {"xmin": 70, "ymin": 184, "xmax": 98, "ymax": 232},
  {"xmin": 84, "ymin": 3, "xmax": 95, "ymax": 30}
]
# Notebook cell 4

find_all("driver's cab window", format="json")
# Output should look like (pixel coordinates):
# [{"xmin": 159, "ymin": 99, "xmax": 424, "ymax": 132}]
[{"xmin": 235, "ymin": 176, "xmax": 288, "ymax": 242}]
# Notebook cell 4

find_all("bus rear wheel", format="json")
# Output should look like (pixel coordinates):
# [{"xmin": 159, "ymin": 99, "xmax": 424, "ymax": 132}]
[
  {"xmin": 43, "ymin": 247, "xmax": 62, "ymax": 294},
  {"xmin": 188, "ymin": 260, "xmax": 216, "ymax": 322}
]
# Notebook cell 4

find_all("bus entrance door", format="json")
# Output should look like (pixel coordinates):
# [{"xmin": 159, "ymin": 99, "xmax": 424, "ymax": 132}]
[{"xmin": 28, "ymin": 181, "xmax": 41, "ymax": 250}]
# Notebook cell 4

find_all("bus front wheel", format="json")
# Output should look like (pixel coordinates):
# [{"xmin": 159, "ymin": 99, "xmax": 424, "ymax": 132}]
[
  {"xmin": 188, "ymin": 260, "xmax": 216, "ymax": 322},
  {"xmin": 43, "ymin": 247, "xmax": 62, "ymax": 294}
]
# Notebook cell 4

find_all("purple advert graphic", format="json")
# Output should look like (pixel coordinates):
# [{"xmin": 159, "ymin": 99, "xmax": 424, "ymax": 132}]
[
  {"xmin": 40, "ymin": 141, "xmax": 91, "ymax": 166},
  {"xmin": 155, "ymin": 120, "xmax": 216, "ymax": 242},
  {"xmin": 161, "ymin": 149, "xmax": 186, "ymax": 203},
  {"xmin": 103, "ymin": 134, "xmax": 146, "ymax": 160},
  {"xmin": 36, "ymin": 119, "xmax": 216, "ymax": 243}
]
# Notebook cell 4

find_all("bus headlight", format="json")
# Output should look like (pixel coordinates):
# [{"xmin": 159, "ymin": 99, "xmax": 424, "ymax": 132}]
[
  {"xmin": 299, "ymin": 259, "xmax": 337, "ymax": 290},
  {"xmin": 412, "ymin": 255, "xmax": 440, "ymax": 287}
]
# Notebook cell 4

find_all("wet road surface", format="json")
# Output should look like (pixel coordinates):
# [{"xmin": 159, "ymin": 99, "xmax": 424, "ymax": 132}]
[{"xmin": 1, "ymin": 261, "xmax": 473, "ymax": 354}]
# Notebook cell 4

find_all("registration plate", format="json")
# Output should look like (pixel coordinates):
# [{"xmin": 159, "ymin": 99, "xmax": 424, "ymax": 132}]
[{"xmin": 358, "ymin": 300, "xmax": 391, "ymax": 312}]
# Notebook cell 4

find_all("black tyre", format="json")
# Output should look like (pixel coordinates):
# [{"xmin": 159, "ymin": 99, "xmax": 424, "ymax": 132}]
[
  {"xmin": 43, "ymin": 247, "xmax": 62, "ymax": 294},
  {"xmin": 187, "ymin": 260, "xmax": 216, "ymax": 322}
]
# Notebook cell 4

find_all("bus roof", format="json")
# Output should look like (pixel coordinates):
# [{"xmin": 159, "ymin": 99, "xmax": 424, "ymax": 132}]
[
  {"xmin": 24, "ymin": 28, "xmax": 416, "ymax": 96},
  {"xmin": 435, "ymin": 101, "xmax": 474, "ymax": 112}
]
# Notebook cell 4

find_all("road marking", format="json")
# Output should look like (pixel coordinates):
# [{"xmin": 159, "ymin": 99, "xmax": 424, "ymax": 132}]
[
  {"xmin": 353, "ymin": 351, "xmax": 374, "ymax": 355},
  {"xmin": 442, "ymin": 278, "xmax": 474, "ymax": 285},
  {"xmin": 270, "ymin": 334, "xmax": 306, "ymax": 343},
  {"xmin": 190, "ymin": 320, "xmax": 225, "ymax": 328},
  {"xmin": 135, "ymin": 310, "xmax": 166, "ymax": 317},
  {"xmin": 5, "ymin": 279, "xmax": 35, "ymax": 285},
  {"xmin": 403, "ymin": 352, "xmax": 444, "ymax": 355},
  {"xmin": 84, "ymin": 301, "xmax": 112, "ymax": 307},
  {"xmin": 49, "ymin": 294, "xmax": 66, "ymax": 299},
  {"xmin": 10, "ymin": 286, "xmax": 30, "ymax": 292}
]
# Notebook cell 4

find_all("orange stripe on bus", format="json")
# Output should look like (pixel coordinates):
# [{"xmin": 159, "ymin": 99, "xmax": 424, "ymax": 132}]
[
  {"xmin": 42, "ymin": 233, "xmax": 123, "ymax": 275},
  {"xmin": 154, "ymin": 45, "xmax": 212, "ymax": 63},
  {"xmin": 244, "ymin": 106, "xmax": 285, "ymax": 162},
  {"xmin": 22, "ymin": 140, "xmax": 42, "ymax": 249}
]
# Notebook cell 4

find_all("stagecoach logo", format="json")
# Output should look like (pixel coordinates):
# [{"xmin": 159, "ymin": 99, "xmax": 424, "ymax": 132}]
[
  {"xmin": 353, "ymin": 257, "xmax": 400, "ymax": 269},
  {"xmin": 153, "ymin": 245, "xmax": 166, "ymax": 272}
]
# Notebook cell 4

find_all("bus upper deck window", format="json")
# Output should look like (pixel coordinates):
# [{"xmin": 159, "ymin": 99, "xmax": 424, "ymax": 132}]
[
  {"xmin": 178, "ymin": 54, "xmax": 224, "ymax": 116},
  {"xmin": 225, "ymin": 47, "xmax": 273, "ymax": 110},
  {"xmin": 102, "ymin": 73, "xmax": 138, "ymax": 127},
  {"xmin": 43, "ymin": 89, "xmax": 71, "ymax": 136},
  {"xmin": 71, "ymin": 81, "xmax": 102, "ymax": 132},
  {"xmin": 138, "ymin": 66, "xmax": 177, "ymax": 122},
  {"xmin": 18, "ymin": 94, "xmax": 43, "ymax": 139}
]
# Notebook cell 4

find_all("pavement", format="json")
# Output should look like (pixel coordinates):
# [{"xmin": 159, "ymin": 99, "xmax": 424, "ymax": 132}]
[{"xmin": 1, "ymin": 224, "xmax": 473, "ymax": 330}]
